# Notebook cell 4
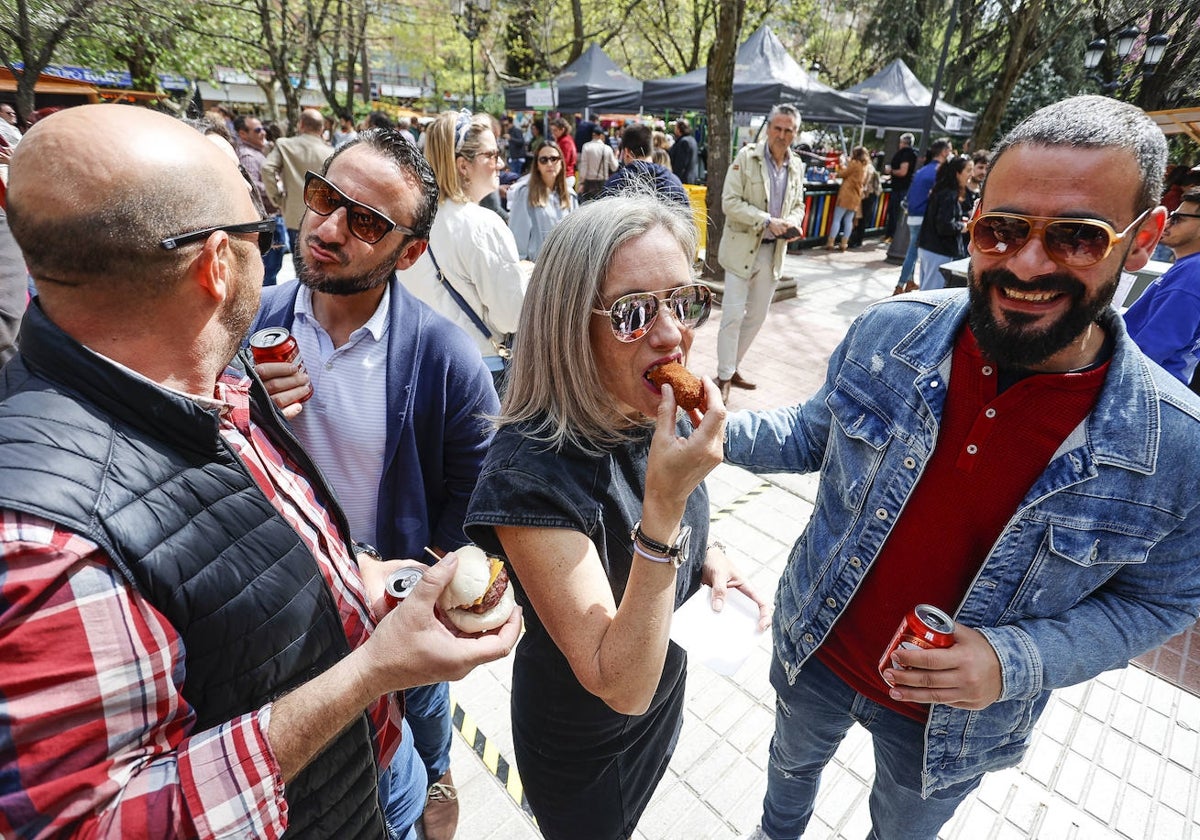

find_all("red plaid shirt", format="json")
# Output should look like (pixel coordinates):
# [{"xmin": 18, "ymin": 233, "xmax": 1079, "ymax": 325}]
[{"xmin": 0, "ymin": 369, "xmax": 402, "ymax": 838}]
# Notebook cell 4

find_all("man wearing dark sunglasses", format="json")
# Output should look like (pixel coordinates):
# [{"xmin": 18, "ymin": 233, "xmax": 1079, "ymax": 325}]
[
  {"xmin": 0, "ymin": 105, "xmax": 517, "ymax": 839},
  {"xmin": 1124, "ymin": 190, "xmax": 1200, "ymax": 387},
  {"xmin": 729, "ymin": 96, "xmax": 1200, "ymax": 840},
  {"xmin": 235, "ymin": 114, "xmax": 286, "ymax": 286},
  {"xmin": 251, "ymin": 128, "xmax": 500, "ymax": 840}
]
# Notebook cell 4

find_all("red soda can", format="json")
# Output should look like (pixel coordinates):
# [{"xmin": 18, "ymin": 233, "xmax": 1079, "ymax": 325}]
[
  {"xmin": 879, "ymin": 603, "xmax": 955, "ymax": 686},
  {"xmin": 249, "ymin": 327, "xmax": 313, "ymax": 403},
  {"xmin": 383, "ymin": 567, "xmax": 425, "ymax": 610}
]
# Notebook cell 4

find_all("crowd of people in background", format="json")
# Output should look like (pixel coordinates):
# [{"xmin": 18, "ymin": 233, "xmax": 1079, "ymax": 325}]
[{"xmin": 1, "ymin": 91, "xmax": 1199, "ymax": 840}]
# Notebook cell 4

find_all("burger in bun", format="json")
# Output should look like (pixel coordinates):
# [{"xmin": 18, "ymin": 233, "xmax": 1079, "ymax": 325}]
[{"xmin": 439, "ymin": 545, "xmax": 516, "ymax": 634}]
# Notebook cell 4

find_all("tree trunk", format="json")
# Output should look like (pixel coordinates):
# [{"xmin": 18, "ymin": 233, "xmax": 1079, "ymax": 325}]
[
  {"xmin": 568, "ymin": 0, "xmax": 585, "ymax": 65},
  {"xmin": 969, "ymin": 0, "xmax": 1040, "ymax": 147},
  {"xmin": 704, "ymin": 0, "xmax": 746, "ymax": 286},
  {"xmin": 1, "ymin": 0, "xmax": 105, "ymax": 126}
]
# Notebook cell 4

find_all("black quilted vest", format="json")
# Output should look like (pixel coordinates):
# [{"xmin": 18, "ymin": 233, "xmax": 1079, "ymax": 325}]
[{"xmin": 0, "ymin": 303, "xmax": 386, "ymax": 839}]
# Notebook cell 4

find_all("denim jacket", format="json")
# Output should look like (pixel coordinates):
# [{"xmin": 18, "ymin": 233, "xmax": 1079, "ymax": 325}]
[{"xmin": 725, "ymin": 290, "xmax": 1200, "ymax": 795}]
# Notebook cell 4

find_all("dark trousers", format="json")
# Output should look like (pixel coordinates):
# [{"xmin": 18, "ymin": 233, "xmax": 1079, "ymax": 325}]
[
  {"xmin": 884, "ymin": 185, "xmax": 909, "ymax": 238},
  {"xmin": 850, "ymin": 193, "xmax": 880, "ymax": 248}
]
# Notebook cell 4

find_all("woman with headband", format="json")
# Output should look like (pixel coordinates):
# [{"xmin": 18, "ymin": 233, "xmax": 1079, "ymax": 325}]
[{"xmin": 398, "ymin": 110, "xmax": 528, "ymax": 382}]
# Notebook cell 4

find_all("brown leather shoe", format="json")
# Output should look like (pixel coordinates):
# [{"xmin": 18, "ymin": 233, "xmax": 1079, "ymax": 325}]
[
  {"xmin": 730, "ymin": 372, "xmax": 757, "ymax": 390},
  {"xmin": 421, "ymin": 769, "xmax": 459, "ymax": 840},
  {"xmin": 716, "ymin": 377, "xmax": 732, "ymax": 401},
  {"xmin": 904, "ymin": 280, "xmax": 920, "ymax": 293}
]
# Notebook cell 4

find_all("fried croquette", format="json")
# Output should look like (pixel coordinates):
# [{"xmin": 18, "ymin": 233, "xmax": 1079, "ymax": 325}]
[{"xmin": 646, "ymin": 362, "xmax": 703, "ymax": 411}]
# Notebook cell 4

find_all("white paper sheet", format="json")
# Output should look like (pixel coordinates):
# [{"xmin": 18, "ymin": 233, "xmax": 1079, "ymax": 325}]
[{"xmin": 670, "ymin": 585, "xmax": 768, "ymax": 677}]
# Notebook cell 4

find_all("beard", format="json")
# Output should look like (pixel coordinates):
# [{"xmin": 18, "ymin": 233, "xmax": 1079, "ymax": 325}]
[
  {"xmin": 218, "ymin": 241, "xmax": 263, "ymax": 361},
  {"xmin": 966, "ymin": 263, "xmax": 1119, "ymax": 370},
  {"xmin": 295, "ymin": 233, "xmax": 406, "ymax": 296}
]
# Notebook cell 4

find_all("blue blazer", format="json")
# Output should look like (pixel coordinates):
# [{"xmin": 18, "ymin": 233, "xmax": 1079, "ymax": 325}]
[{"xmin": 253, "ymin": 276, "xmax": 500, "ymax": 558}]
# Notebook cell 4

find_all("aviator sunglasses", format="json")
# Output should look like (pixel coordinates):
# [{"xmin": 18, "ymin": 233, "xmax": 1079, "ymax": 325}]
[
  {"xmin": 592, "ymin": 283, "xmax": 712, "ymax": 342},
  {"xmin": 966, "ymin": 209, "xmax": 1150, "ymax": 268},
  {"xmin": 303, "ymin": 171, "xmax": 414, "ymax": 244},
  {"xmin": 160, "ymin": 217, "xmax": 276, "ymax": 256}
]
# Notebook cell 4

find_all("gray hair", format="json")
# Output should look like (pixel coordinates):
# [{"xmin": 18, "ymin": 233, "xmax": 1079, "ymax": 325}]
[
  {"xmin": 498, "ymin": 193, "xmax": 698, "ymax": 452},
  {"xmin": 988, "ymin": 95, "xmax": 1166, "ymax": 213},
  {"xmin": 768, "ymin": 103, "xmax": 801, "ymax": 126}
]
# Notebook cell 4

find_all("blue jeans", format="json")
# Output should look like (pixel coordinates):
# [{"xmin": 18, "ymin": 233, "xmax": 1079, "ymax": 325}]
[
  {"xmin": 917, "ymin": 249, "xmax": 953, "ymax": 291},
  {"xmin": 830, "ymin": 206, "xmax": 856, "ymax": 244},
  {"xmin": 378, "ymin": 720, "xmax": 425, "ymax": 840},
  {"xmin": 760, "ymin": 656, "xmax": 981, "ymax": 840},
  {"xmin": 898, "ymin": 218, "xmax": 923, "ymax": 286},
  {"xmin": 261, "ymin": 215, "xmax": 287, "ymax": 286},
  {"xmin": 380, "ymin": 683, "xmax": 453, "ymax": 835},
  {"xmin": 405, "ymin": 681, "xmax": 452, "ymax": 785}
]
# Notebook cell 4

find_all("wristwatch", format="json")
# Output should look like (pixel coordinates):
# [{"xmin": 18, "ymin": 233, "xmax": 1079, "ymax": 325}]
[
  {"xmin": 352, "ymin": 540, "xmax": 383, "ymax": 562},
  {"xmin": 631, "ymin": 520, "xmax": 691, "ymax": 569}
]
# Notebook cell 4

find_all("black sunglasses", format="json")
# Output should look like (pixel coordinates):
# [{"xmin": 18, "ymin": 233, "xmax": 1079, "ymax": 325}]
[
  {"xmin": 1168, "ymin": 211, "xmax": 1200, "ymax": 223},
  {"xmin": 160, "ymin": 218, "xmax": 276, "ymax": 256},
  {"xmin": 304, "ymin": 170, "xmax": 411, "ymax": 244}
]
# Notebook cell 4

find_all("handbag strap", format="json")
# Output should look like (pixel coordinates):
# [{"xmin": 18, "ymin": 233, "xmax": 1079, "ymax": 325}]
[{"xmin": 427, "ymin": 246, "xmax": 494, "ymax": 342}]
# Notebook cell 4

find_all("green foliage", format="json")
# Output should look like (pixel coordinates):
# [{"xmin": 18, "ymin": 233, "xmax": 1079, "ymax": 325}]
[
  {"xmin": 64, "ymin": 0, "xmax": 251, "ymax": 88},
  {"xmin": 5, "ymin": 0, "xmax": 1199, "ymax": 144}
]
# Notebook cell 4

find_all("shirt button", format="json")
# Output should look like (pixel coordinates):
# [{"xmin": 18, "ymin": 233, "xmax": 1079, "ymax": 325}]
[
  {"xmin": 325, "ymin": 362, "xmax": 333, "ymax": 370},
  {"xmin": 875, "ymin": 508, "xmax": 889, "ymax": 520},
  {"xmin": 849, "ymin": 556, "xmax": 862, "ymax": 568},
  {"xmin": 825, "ymin": 597, "xmax": 837, "ymax": 608},
  {"xmin": 966, "ymin": 444, "xmax": 978, "ymax": 454},
  {"xmin": 803, "ymin": 633, "xmax": 815, "ymax": 644},
  {"xmin": 929, "ymin": 380, "xmax": 940, "ymax": 389},
  {"xmin": 985, "ymin": 408, "xmax": 997, "ymax": 418},
  {"xmin": 982, "ymin": 366, "xmax": 994, "ymax": 376},
  {"xmin": 903, "ymin": 457, "xmax": 916, "ymax": 469}
]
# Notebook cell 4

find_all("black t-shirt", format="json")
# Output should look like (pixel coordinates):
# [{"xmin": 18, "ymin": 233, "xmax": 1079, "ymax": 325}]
[
  {"xmin": 506, "ymin": 125, "xmax": 526, "ymax": 158},
  {"xmin": 465, "ymin": 419, "xmax": 709, "ymax": 838},
  {"xmin": 890, "ymin": 146, "xmax": 919, "ymax": 189}
]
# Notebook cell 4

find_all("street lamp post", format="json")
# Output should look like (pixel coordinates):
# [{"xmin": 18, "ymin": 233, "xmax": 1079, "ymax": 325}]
[
  {"xmin": 1083, "ymin": 25, "xmax": 1169, "ymax": 99},
  {"xmin": 452, "ymin": 0, "xmax": 490, "ymax": 111}
]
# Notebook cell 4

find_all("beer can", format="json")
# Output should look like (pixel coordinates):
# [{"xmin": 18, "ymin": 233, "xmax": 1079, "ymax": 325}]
[
  {"xmin": 249, "ymin": 327, "xmax": 313, "ymax": 402},
  {"xmin": 879, "ymin": 603, "xmax": 955, "ymax": 686}
]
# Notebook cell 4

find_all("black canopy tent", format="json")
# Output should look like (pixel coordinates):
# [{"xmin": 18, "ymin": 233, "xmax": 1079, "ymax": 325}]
[
  {"xmin": 503, "ymin": 43, "xmax": 643, "ymax": 113},
  {"xmin": 842, "ymin": 59, "xmax": 976, "ymax": 135},
  {"xmin": 639, "ymin": 25, "xmax": 867, "ymax": 125}
]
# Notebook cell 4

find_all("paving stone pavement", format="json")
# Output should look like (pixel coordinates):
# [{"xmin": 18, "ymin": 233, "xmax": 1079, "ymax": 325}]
[{"xmin": 424, "ymin": 241, "xmax": 1200, "ymax": 839}]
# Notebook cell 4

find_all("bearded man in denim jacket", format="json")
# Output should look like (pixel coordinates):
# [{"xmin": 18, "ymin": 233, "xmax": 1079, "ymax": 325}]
[{"xmin": 730, "ymin": 96, "xmax": 1200, "ymax": 840}]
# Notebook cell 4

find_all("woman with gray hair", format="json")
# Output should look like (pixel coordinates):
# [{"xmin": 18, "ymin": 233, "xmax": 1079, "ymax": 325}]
[{"xmin": 465, "ymin": 194, "xmax": 771, "ymax": 839}]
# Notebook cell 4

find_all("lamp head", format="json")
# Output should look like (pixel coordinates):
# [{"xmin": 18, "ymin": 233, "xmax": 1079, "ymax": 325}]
[{"xmin": 1115, "ymin": 25, "xmax": 1140, "ymax": 60}]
